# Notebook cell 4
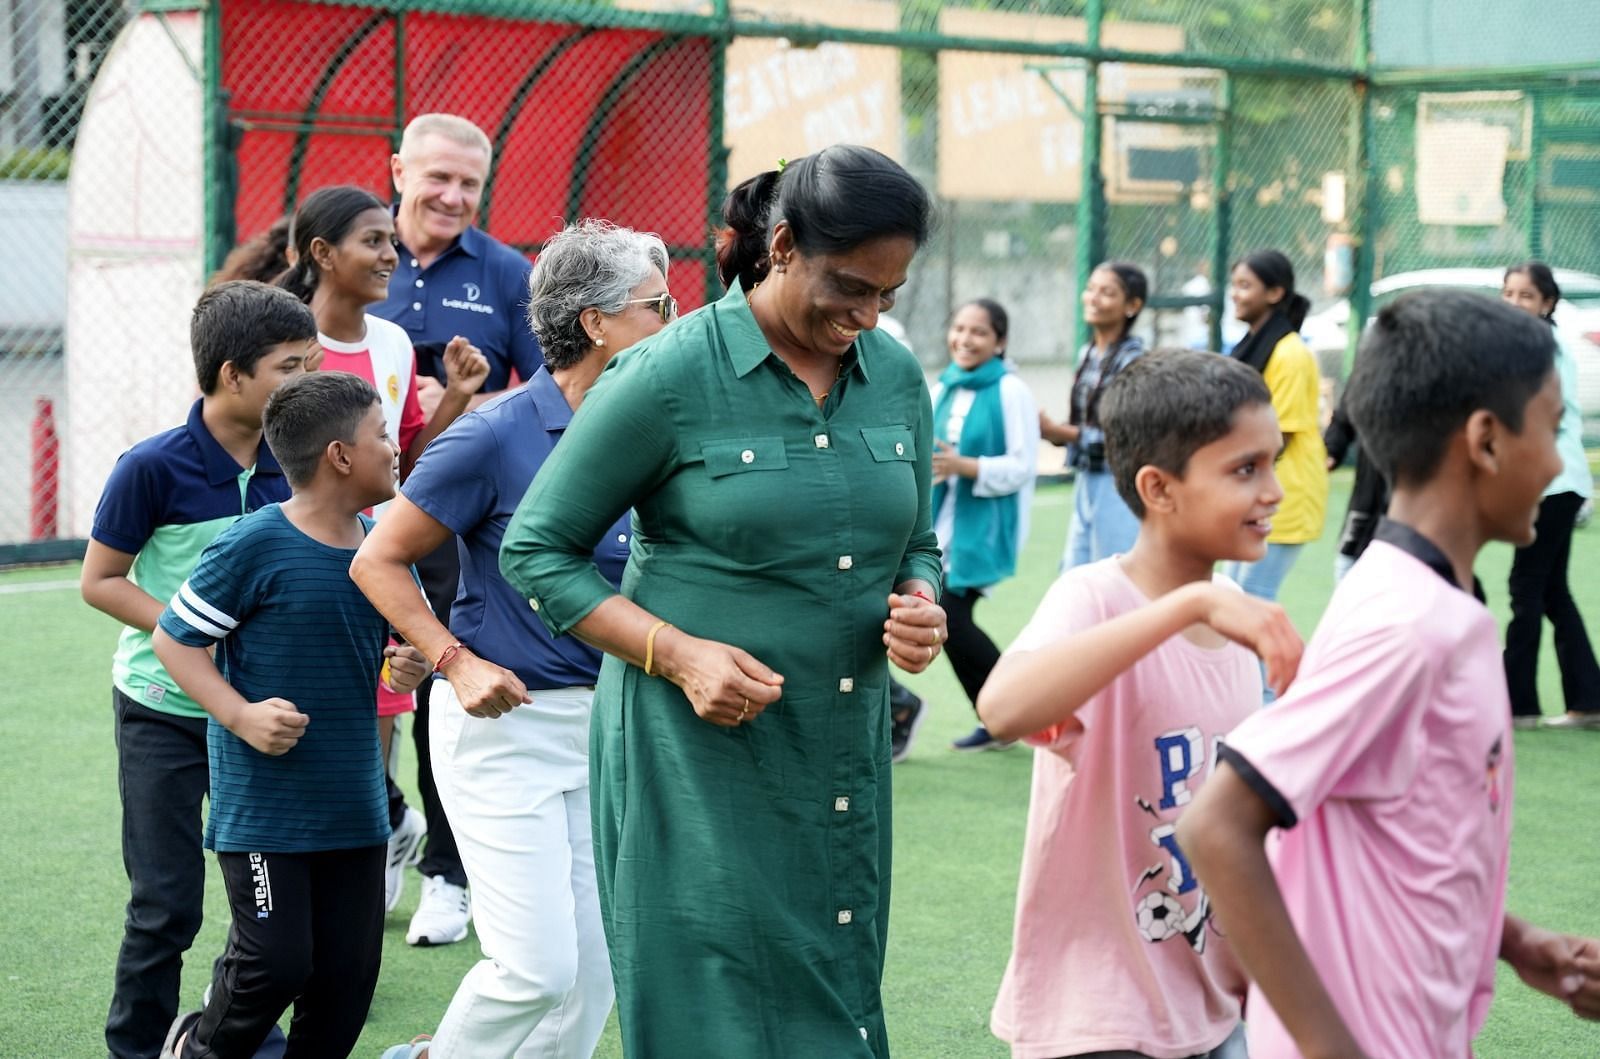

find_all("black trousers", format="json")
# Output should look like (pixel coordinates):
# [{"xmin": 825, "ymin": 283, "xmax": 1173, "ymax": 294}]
[
  {"xmin": 1505, "ymin": 491, "xmax": 1600, "ymax": 717},
  {"xmin": 108, "ymin": 689, "xmax": 210, "ymax": 1059},
  {"xmin": 411, "ymin": 541, "xmax": 466, "ymax": 887},
  {"xmin": 183, "ymin": 845, "xmax": 385, "ymax": 1059},
  {"xmin": 943, "ymin": 587, "xmax": 1003, "ymax": 715}
]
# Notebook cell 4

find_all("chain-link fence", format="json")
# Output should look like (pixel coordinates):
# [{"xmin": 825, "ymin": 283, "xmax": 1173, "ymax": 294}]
[
  {"xmin": 1, "ymin": 0, "xmax": 128, "ymax": 558},
  {"xmin": 2, "ymin": 0, "xmax": 1597, "ymax": 557}
]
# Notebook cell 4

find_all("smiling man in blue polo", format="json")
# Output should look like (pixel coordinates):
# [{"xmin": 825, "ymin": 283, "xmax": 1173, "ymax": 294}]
[
  {"xmin": 371, "ymin": 112, "xmax": 542, "ymax": 949},
  {"xmin": 375, "ymin": 113, "xmax": 541, "ymax": 405}
]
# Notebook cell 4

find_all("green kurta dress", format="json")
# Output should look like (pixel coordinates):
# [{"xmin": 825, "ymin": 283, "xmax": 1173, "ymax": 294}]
[{"xmin": 499, "ymin": 283, "xmax": 941, "ymax": 1057}]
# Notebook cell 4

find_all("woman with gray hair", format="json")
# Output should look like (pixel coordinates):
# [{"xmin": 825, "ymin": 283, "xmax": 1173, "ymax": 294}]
[{"xmin": 352, "ymin": 219, "xmax": 673, "ymax": 1059}]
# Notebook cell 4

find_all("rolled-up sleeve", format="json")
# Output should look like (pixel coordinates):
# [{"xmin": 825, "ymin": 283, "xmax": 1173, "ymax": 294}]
[
  {"xmin": 895, "ymin": 379, "xmax": 944, "ymax": 597},
  {"xmin": 499, "ymin": 352, "xmax": 677, "ymax": 636}
]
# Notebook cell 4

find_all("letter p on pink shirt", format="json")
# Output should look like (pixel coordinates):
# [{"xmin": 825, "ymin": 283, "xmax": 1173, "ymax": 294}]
[{"xmin": 991, "ymin": 558, "xmax": 1258, "ymax": 1059}]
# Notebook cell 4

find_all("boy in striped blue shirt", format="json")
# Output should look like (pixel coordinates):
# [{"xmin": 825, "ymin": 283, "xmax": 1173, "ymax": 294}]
[{"xmin": 153, "ymin": 373, "xmax": 427, "ymax": 1058}]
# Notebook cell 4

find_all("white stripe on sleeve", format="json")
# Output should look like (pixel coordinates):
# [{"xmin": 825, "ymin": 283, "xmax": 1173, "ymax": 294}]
[
  {"xmin": 178, "ymin": 581, "xmax": 239, "ymax": 631},
  {"xmin": 168, "ymin": 586, "xmax": 233, "ymax": 640}
]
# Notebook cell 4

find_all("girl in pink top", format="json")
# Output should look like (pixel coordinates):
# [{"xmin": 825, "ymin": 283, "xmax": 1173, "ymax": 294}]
[
  {"xmin": 280, "ymin": 184, "xmax": 488, "ymax": 476},
  {"xmin": 279, "ymin": 185, "xmax": 489, "ymax": 845},
  {"xmin": 979, "ymin": 352, "xmax": 1303, "ymax": 1059}
]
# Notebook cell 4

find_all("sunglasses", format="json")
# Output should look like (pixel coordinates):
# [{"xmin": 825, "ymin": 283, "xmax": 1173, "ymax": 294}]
[{"xmin": 624, "ymin": 292, "xmax": 678, "ymax": 324}]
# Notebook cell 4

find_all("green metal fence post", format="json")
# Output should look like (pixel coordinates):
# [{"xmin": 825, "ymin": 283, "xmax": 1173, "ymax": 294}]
[
  {"xmin": 1343, "ymin": 0, "xmax": 1375, "ymax": 380},
  {"xmin": 201, "ymin": 0, "xmax": 229, "ymax": 276},
  {"xmin": 1526, "ymin": 91, "xmax": 1543, "ymax": 260},
  {"xmin": 1072, "ymin": 0, "xmax": 1103, "ymax": 351},
  {"xmin": 706, "ymin": 0, "xmax": 730, "ymax": 303},
  {"xmin": 1209, "ymin": 73, "xmax": 1232, "ymax": 354},
  {"xmin": 393, "ymin": 9, "xmax": 407, "ymax": 153}
]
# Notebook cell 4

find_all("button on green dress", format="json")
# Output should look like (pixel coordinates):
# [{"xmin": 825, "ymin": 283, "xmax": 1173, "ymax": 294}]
[{"xmin": 499, "ymin": 283, "xmax": 941, "ymax": 1057}]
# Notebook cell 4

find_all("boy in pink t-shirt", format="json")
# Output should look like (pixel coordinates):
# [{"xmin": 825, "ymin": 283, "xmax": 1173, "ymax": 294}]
[
  {"xmin": 1179, "ymin": 291, "xmax": 1600, "ymax": 1058},
  {"xmin": 980, "ymin": 351, "xmax": 1305, "ymax": 1058}
]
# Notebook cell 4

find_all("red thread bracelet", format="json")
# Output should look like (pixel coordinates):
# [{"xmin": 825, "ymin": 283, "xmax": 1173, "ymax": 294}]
[
  {"xmin": 910, "ymin": 590, "xmax": 935, "ymax": 605},
  {"xmin": 432, "ymin": 642, "xmax": 464, "ymax": 673}
]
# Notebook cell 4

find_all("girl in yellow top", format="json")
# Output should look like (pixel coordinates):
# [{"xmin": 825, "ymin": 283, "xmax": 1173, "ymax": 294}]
[{"xmin": 1224, "ymin": 250, "xmax": 1328, "ymax": 601}]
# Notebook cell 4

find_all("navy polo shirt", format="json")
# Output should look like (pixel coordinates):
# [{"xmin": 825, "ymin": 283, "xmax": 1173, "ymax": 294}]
[
  {"xmin": 91, "ymin": 399, "xmax": 290, "ymax": 718},
  {"xmin": 371, "ymin": 221, "xmax": 543, "ymax": 393},
  {"xmin": 401, "ymin": 367, "xmax": 629, "ymax": 689}
]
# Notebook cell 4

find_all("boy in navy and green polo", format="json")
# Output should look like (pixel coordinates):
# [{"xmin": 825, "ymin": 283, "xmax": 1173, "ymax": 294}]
[
  {"xmin": 82, "ymin": 280, "xmax": 316, "ymax": 1059},
  {"xmin": 96, "ymin": 401, "xmax": 290, "ymax": 717}
]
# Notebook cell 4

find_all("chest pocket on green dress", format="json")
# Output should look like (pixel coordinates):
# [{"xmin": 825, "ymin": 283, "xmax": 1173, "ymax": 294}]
[
  {"xmin": 858, "ymin": 425, "xmax": 919, "ymax": 543},
  {"xmin": 697, "ymin": 437, "xmax": 794, "ymax": 562},
  {"xmin": 701, "ymin": 437, "xmax": 790, "ymax": 477},
  {"xmin": 860, "ymin": 425, "xmax": 915, "ymax": 463}
]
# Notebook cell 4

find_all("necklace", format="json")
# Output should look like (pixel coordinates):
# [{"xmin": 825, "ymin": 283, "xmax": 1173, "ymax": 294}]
[{"xmin": 810, "ymin": 359, "xmax": 845, "ymax": 404}]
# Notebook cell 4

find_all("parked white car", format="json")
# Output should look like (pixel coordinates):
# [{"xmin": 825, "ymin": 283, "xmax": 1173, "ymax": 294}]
[{"xmin": 1302, "ymin": 268, "xmax": 1600, "ymax": 418}]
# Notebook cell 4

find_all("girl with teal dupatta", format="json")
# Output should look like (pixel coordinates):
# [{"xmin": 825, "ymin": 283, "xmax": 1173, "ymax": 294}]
[{"xmin": 931, "ymin": 299, "xmax": 1040, "ymax": 751}]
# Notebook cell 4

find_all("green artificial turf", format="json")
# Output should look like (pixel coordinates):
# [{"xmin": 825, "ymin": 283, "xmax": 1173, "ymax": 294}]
[{"xmin": 2, "ymin": 474, "xmax": 1596, "ymax": 1056}]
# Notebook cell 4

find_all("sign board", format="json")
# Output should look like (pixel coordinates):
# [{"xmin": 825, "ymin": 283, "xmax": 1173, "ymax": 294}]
[
  {"xmin": 723, "ymin": 0, "xmax": 902, "ymax": 186},
  {"xmin": 1416, "ymin": 120, "xmax": 1510, "ymax": 226},
  {"xmin": 1103, "ymin": 115, "xmax": 1212, "ymax": 204},
  {"xmin": 936, "ymin": 9, "xmax": 1185, "ymax": 202},
  {"xmin": 1545, "ymin": 145, "xmax": 1600, "ymax": 205},
  {"xmin": 1418, "ymin": 90, "xmax": 1529, "ymax": 159}
]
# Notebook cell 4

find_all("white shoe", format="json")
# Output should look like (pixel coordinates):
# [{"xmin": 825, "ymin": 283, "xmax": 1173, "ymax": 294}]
[
  {"xmin": 1543, "ymin": 711, "xmax": 1600, "ymax": 730},
  {"xmin": 385, "ymin": 807, "xmax": 428, "ymax": 913},
  {"xmin": 407, "ymin": 875, "xmax": 470, "ymax": 946}
]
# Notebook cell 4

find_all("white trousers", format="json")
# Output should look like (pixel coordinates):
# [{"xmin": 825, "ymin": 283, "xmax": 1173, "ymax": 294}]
[{"xmin": 428, "ymin": 680, "xmax": 613, "ymax": 1059}]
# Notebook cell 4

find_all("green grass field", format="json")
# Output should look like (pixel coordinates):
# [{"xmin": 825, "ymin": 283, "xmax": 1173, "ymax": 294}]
[{"xmin": 3, "ymin": 474, "xmax": 1598, "ymax": 1057}]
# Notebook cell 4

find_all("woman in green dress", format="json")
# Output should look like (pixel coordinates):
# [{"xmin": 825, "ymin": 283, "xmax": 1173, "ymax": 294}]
[{"xmin": 499, "ymin": 145, "xmax": 945, "ymax": 1056}]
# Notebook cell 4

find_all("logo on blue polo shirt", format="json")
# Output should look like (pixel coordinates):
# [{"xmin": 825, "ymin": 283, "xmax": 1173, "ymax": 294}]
[{"xmin": 443, "ymin": 282, "xmax": 494, "ymax": 315}]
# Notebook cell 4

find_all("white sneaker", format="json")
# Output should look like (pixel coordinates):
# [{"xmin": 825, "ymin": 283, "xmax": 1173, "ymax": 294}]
[
  {"xmin": 385, "ymin": 807, "xmax": 428, "ymax": 913},
  {"xmin": 407, "ymin": 875, "xmax": 470, "ymax": 946}
]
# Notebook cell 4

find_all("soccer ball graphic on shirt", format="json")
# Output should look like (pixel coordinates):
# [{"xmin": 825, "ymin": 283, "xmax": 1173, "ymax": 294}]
[{"xmin": 1135, "ymin": 891, "xmax": 1187, "ymax": 943}]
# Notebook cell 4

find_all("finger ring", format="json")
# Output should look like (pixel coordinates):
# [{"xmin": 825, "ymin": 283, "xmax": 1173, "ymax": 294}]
[
  {"xmin": 740, "ymin": 697, "xmax": 750, "ymax": 721},
  {"xmin": 926, "ymin": 645, "xmax": 934, "ymax": 662},
  {"xmin": 933, "ymin": 628, "xmax": 942, "ymax": 645}
]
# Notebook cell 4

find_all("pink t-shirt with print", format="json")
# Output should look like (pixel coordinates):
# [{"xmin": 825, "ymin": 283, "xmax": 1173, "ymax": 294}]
[
  {"xmin": 317, "ymin": 322, "xmax": 425, "ymax": 453},
  {"xmin": 318, "ymin": 320, "xmax": 423, "ymax": 718},
  {"xmin": 1222, "ymin": 533, "xmax": 1513, "ymax": 1058},
  {"xmin": 990, "ymin": 558, "xmax": 1258, "ymax": 1059}
]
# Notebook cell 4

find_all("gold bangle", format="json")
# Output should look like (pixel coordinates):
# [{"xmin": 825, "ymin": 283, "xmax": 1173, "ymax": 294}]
[{"xmin": 644, "ymin": 620, "xmax": 673, "ymax": 676}]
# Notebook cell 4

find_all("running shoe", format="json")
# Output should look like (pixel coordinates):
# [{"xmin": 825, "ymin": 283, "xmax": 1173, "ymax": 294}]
[
  {"xmin": 890, "ymin": 689, "xmax": 927, "ymax": 764},
  {"xmin": 385, "ymin": 807, "xmax": 427, "ymax": 913},
  {"xmin": 408, "ymin": 875, "xmax": 471, "ymax": 946},
  {"xmin": 950, "ymin": 725, "xmax": 1016, "ymax": 752}
]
